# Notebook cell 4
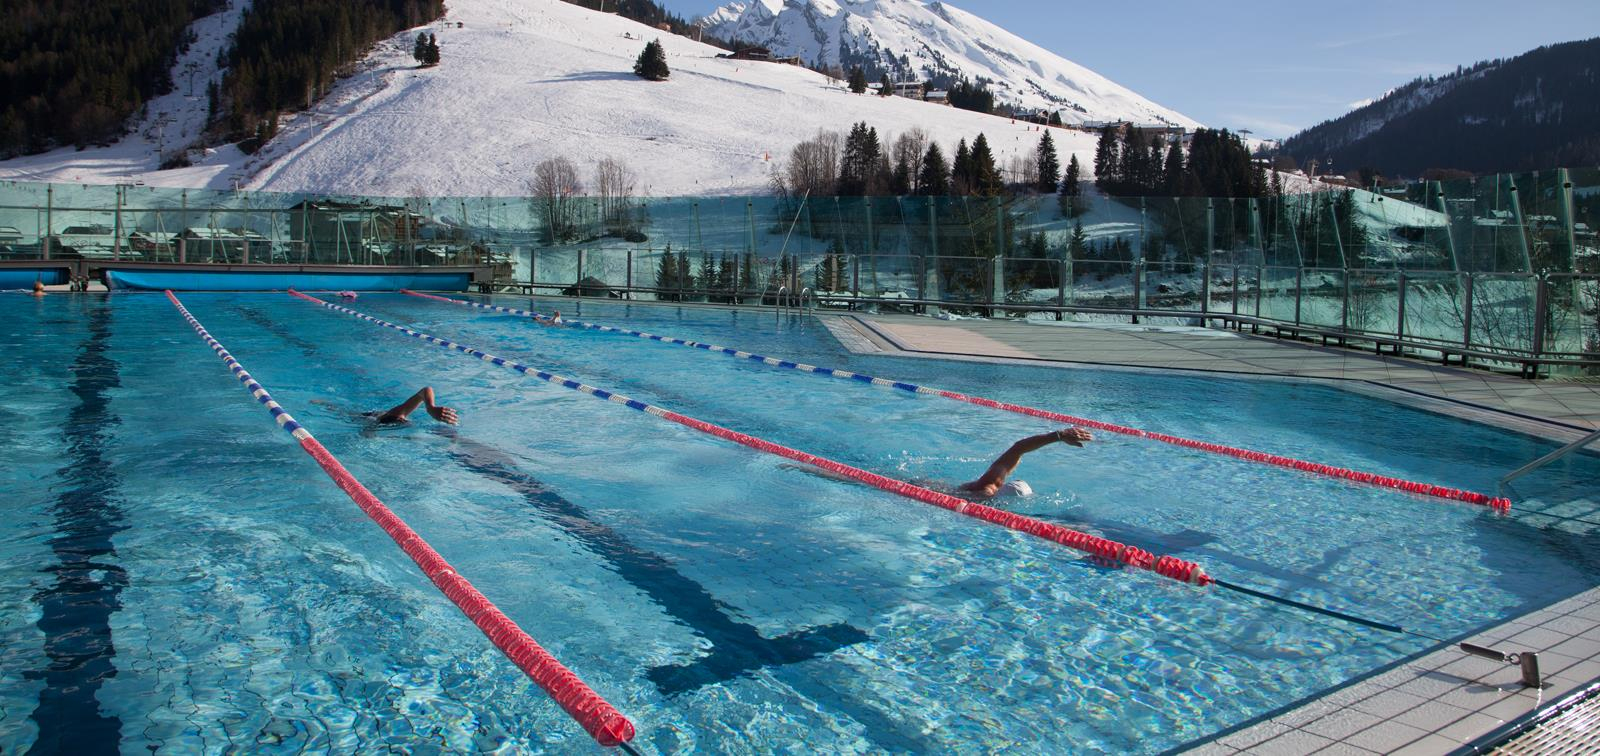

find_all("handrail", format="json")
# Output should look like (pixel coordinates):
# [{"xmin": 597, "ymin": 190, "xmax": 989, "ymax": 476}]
[
  {"xmin": 774, "ymin": 285, "xmax": 789, "ymax": 322},
  {"xmin": 798, "ymin": 286, "xmax": 815, "ymax": 315},
  {"xmin": 1501, "ymin": 425, "xmax": 1600, "ymax": 488}
]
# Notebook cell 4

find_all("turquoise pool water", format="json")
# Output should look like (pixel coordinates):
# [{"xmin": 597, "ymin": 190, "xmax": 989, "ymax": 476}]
[{"xmin": 2, "ymin": 292, "xmax": 1598, "ymax": 753}]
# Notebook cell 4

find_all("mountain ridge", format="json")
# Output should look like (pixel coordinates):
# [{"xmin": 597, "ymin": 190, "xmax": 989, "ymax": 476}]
[
  {"xmin": 698, "ymin": 0, "xmax": 1198, "ymax": 128},
  {"xmin": 1281, "ymin": 36, "xmax": 1600, "ymax": 177}
]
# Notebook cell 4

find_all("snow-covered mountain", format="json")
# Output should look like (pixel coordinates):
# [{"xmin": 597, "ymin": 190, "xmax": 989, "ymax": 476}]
[
  {"xmin": 0, "ymin": 0, "xmax": 1143, "ymax": 195},
  {"xmin": 700, "ymin": 0, "xmax": 1199, "ymax": 128}
]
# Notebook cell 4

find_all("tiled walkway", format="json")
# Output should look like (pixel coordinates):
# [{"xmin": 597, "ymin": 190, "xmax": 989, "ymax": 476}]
[
  {"xmin": 819, "ymin": 312, "xmax": 1600, "ymax": 754},
  {"xmin": 841, "ymin": 314, "xmax": 1600, "ymax": 436}
]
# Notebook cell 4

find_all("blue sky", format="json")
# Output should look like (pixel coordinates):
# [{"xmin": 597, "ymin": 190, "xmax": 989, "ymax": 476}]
[{"xmin": 658, "ymin": 0, "xmax": 1600, "ymax": 137}]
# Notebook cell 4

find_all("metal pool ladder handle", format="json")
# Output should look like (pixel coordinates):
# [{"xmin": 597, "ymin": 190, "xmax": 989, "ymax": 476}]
[
  {"xmin": 1500, "ymin": 425, "xmax": 1600, "ymax": 491},
  {"xmin": 798, "ymin": 287, "xmax": 816, "ymax": 316},
  {"xmin": 774, "ymin": 285, "xmax": 789, "ymax": 323}
]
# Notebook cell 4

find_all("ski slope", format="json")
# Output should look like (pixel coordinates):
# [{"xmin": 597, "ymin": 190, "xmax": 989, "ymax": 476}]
[{"xmin": 0, "ymin": 0, "xmax": 1144, "ymax": 197}]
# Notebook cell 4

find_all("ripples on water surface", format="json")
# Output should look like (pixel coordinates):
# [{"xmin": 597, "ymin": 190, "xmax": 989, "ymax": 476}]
[{"xmin": 0, "ymin": 292, "xmax": 1596, "ymax": 753}]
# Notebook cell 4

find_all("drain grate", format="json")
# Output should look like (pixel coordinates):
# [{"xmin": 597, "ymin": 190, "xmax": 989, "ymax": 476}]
[{"xmin": 1494, "ymin": 684, "xmax": 1600, "ymax": 754}]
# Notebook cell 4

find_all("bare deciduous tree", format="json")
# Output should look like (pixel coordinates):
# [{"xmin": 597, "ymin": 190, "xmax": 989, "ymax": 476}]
[
  {"xmin": 530, "ymin": 157, "xmax": 582, "ymax": 244},
  {"xmin": 782, "ymin": 130, "xmax": 840, "ymax": 197},
  {"xmin": 892, "ymin": 128, "xmax": 929, "ymax": 192},
  {"xmin": 594, "ymin": 157, "xmax": 637, "ymax": 234}
]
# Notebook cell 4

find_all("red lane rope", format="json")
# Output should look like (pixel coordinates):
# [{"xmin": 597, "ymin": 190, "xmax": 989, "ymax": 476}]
[
  {"xmin": 401, "ymin": 291, "xmax": 1509, "ymax": 513},
  {"xmin": 165, "ymin": 290, "xmax": 636, "ymax": 748},
  {"xmin": 292, "ymin": 290, "xmax": 1214, "ymax": 587},
  {"xmin": 934, "ymin": 390, "xmax": 1511, "ymax": 512}
]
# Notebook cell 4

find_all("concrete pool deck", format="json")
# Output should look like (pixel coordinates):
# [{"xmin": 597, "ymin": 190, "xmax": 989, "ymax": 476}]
[{"xmin": 819, "ymin": 311, "xmax": 1600, "ymax": 754}]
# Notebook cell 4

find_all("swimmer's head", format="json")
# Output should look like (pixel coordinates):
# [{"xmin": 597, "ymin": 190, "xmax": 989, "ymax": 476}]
[{"xmin": 999, "ymin": 480, "xmax": 1033, "ymax": 498}]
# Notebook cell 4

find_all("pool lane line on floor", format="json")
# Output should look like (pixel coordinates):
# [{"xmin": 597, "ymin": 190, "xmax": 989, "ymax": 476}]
[
  {"xmin": 291, "ymin": 290, "xmax": 1212, "ymax": 587},
  {"xmin": 164, "ymin": 291, "xmax": 639, "ymax": 752},
  {"xmin": 400, "ymin": 290, "xmax": 1511, "ymax": 513}
]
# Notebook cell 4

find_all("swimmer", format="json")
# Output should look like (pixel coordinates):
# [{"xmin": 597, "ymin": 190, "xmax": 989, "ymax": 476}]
[
  {"xmin": 781, "ymin": 427, "xmax": 1092, "ymax": 500},
  {"xmin": 539, "ymin": 310, "xmax": 563, "ymax": 326},
  {"xmin": 337, "ymin": 290, "xmax": 358, "ymax": 300},
  {"xmin": 956, "ymin": 427, "xmax": 1092, "ymax": 499},
  {"xmin": 368, "ymin": 386, "xmax": 457, "ymax": 425},
  {"xmin": 31, "ymin": 280, "xmax": 46, "ymax": 297}
]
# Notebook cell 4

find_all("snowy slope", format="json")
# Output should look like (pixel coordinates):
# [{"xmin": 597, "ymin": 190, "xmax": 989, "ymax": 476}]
[
  {"xmin": 700, "ymin": 0, "xmax": 1199, "ymax": 128},
  {"xmin": 0, "ymin": 0, "xmax": 1116, "ymax": 196}
]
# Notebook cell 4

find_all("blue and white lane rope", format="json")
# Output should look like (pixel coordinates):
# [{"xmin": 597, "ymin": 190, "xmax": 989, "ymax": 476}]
[
  {"xmin": 291, "ymin": 289, "xmax": 1214, "ymax": 586},
  {"xmin": 165, "ymin": 291, "xmax": 639, "ymax": 749},
  {"xmin": 398, "ymin": 290, "xmax": 1511, "ymax": 512}
]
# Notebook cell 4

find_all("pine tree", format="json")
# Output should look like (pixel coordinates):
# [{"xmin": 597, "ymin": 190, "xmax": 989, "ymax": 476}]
[
  {"xmin": 1093, "ymin": 126, "xmax": 1118, "ymax": 189},
  {"xmin": 1161, "ymin": 140, "xmax": 1184, "ymax": 195},
  {"xmin": 697, "ymin": 251, "xmax": 716, "ymax": 291},
  {"xmin": 848, "ymin": 67, "xmax": 868, "ymax": 94},
  {"xmin": 891, "ymin": 153, "xmax": 912, "ymax": 196},
  {"xmin": 1058, "ymin": 154, "xmax": 1082, "ymax": 217},
  {"xmin": 413, "ymin": 32, "xmax": 429, "ymax": 66},
  {"xmin": 918, "ymin": 143, "xmax": 949, "ymax": 196},
  {"xmin": 839, "ymin": 122, "xmax": 882, "ymax": 196},
  {"xmin": 1068, "ymin": 220, "xmax": 1088, "ymax": 258},
  {"xmin": 950, "ymin": 139, "xmax": 972, "ymax": 194},
  {"xmin": 655, "ymin": 246, "xmax": 678, "ymax": 299},
  {"xmin": 879, "ymin": 71, "xmax": 893, "ymax": 96},
  {"xmin": 1036, "ymin": 131, "xmax": 1060, "ymax": 193},
  {"xmin": 970, "ymin": 133, "xmax": 1002, "ymax": 197},
  {"xmin": 634, "ymin": 39, "xmax": 670, "ymax": 81},
  {"xmin": 424, "ymin": 34, "xmax": 440, "ymax": 66}
]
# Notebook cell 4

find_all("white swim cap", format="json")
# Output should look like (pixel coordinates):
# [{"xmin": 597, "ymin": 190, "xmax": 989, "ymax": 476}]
[{"xmin": 999, "ymin": 480, "xmax": 1033, "ymax": 497}]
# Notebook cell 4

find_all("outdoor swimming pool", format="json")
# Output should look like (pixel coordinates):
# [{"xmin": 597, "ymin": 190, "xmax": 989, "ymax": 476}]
[{"xmin": 3, "ymin": 291, "xmax": 1599, "ymax": 753}]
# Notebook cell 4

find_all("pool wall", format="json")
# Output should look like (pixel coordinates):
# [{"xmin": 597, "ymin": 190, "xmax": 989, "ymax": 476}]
[
  {"xmin": 0, "ymin": 269, "xmax": 68, "ymax": 288},
  {"xmin": 106, "ymin": 269, "xmax": 470, "ymax": 292}
]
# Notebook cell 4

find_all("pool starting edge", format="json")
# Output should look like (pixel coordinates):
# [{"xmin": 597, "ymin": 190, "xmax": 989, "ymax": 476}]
[
  {"xmin": 400, "ymin": 290, "xmax": 1513, "ymax": 514},
  {"xmin": 289, "ymin": 289, "xmax": 1214, "ymax": 587},
  {"xmin": 164, "ymin": 290, "xmax": 637, "ymax": 749}
]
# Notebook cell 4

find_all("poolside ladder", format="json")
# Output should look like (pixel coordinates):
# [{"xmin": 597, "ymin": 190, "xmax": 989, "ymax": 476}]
[{"xmin": 1500, "ymin": 425, "xmax": 1600, "ymax": 491}]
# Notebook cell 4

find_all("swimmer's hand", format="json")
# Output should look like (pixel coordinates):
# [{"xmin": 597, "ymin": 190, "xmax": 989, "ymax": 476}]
[
  {"xmin": 1056, "ymin": 427, "xmax": 1092, "ymax": 447},
  {"xmin": 428, "ymin": 405, "xmax": 458, "ymax": 425}
]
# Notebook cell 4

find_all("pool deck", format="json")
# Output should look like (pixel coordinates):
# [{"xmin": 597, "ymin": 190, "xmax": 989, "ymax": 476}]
[{"xmin": 821, "ymin": 311, "xmax": 1600, "ymax": 754}]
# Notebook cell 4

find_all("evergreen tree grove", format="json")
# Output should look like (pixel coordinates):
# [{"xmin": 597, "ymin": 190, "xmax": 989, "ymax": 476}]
[
  {"xmin": 848, "ymin": 67, "xmax": 868, "ymax": 94},
  {"xmin": 634, "ymin": 39, "xmax": 670, "ymax": 81}
]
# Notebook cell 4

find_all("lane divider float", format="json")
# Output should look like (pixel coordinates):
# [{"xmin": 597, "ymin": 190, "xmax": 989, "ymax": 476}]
[
  {"xmin": 165, "ymin": 290, "xmax": 639, "ymax": 752},
  {"xmin": 293, "ymin": 290, "xmax": 1213, "ymax": 587},
  {"xmin": 401, "ymin": 290, "xmax": 1510, "ymax": 513}
]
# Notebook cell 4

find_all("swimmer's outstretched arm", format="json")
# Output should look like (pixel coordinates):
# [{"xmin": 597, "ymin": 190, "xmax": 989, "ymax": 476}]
[
  {"xmin": 959, "ymin": 427, "xmax": 1092, "ymax": 494},
  {"xmin": 377, "ymin": 386, "xmax": 458, "ymax": 425}
]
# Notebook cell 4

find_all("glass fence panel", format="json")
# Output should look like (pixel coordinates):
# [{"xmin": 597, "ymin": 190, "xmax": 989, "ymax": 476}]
[
  {"xmin": 1208, "ymin": 264, "xmax": 1242, "ymax": 315},
  {"xmin": 1002, "ymin": 256, "xmax": 1061, "ymax": 306},
  {"xmin": 1401, "ymin": 272, "xmax": 1466, "ymax": 345},
  {"xmin": 1299, "ymin": 268, "xmax": 1345, "ymax": 329},
  {"xmin": 1545, "ymin": 274, "xmax": 1600, "ymax": 358},
  {"xmin": 1468, "ymin": 274, "xmax": 1536, "ymax": 353},
  {"xmin": 1143, "ymin": 261, "xmax": 1201, "ymax": 311},
  {"xmin": 855, "ymin": 254, "xmax": 922, "ymax": 302},
  {"xmin": 1346, "ymin": 270, "xmax": 1400, "ymax": 336},
  {"xmin": 1069, "ymin": 260, "xmax": 1135, "ymax": 309},
  {"xmin": 1259, "ymin": 267, "xmax": 1299, "ymax": 323},
  {"xmin": 933, "ymin": 256, "xmax": 989, "ymax": 303}
]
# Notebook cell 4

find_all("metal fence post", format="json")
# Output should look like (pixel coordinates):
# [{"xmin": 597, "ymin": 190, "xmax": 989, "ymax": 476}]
[
  {"xmin": 626, "ymin": 249, "xmax": 634, "ymax": 298},
  {"xmin": 1531, "ymin": 273, "xmax": 1549, "ymax": 365},
  {"xmin": 575, "ymin": 248, "xmax": 584, "ymax": 293},
  {"xmin": 1132, "ymin": 258, "xmax": 1144, "ymax": 324},
  {"xmin": 1396, "ymin": 272, "xmax": 1409, "ymax": 343},
  {"xmin": 1341, "ymin": 269, "xmax": 1351, "ymax": 333},
  {"xmin": 1293, "ymin": 267, "xmax": 1303, "ymax": 326},
  {"xmin": 1057, "ymin": 257, "xmax": 1068, "ymax": 321},
  {"xmin": 851, "ymin": 254, "xmax": 860, "ymax": 301},
  {"xmin": 1254, "ymin": 264, "xmax": 1263, "ymax": 319},
  {"xmin": 42, "ymin": 184, "xmax": 52, "ymax": 259},
  {"xmin": 1200, "ymin": 262, "xmax": 1210, "ymax": 316},
  {"xmin": 1462, "ymin": 273, "xmax": 1474, "ymax": 348}
]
